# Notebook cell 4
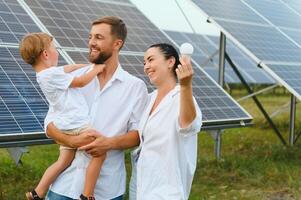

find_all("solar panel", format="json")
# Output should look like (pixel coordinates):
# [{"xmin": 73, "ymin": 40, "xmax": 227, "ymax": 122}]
[
  {"xmin": 0, "ymin": 0, "xmax": 41, "ymax": 44},
  {"xmin": 281, "ymin": 28, "xmax": 301, "ymax": 46},
  {"xmin": 165, "ymin": 31, "xmax": 275, "ymax": 84},
  {"xmin": 67, "ymin": 51, "xmax": 252, "ymax": 128},
  {"xmin": 284, "ymin": 0, "xmax": 301, "ymax": 15},
  {"xmin": 245, "ymin": 0, "xmax": 301, "ymax": 30},
  {"xmin": 192, "ymin": 0, "xmax": 301, "ymax": 99},
  {"xmin": 192, "ymin": 0, "xmax": 268, "ymax": 24},
  {"xmin": 0, "ymin": 0, "xmax": 253, "ymax": 147},
  {"xmin": 267, "ymin": 64, "xmax": 301, "ymax": 95},
  {"xmin": 24, "ymin": 0, "xmax": 171, "ymax": 52},
  {"xmin": 215, "ymin": 20, "xmax": 301, "ymax": 63},
  {"xmin": 0, "ymin": 46, "xmax": 67, "ymax": 135}
]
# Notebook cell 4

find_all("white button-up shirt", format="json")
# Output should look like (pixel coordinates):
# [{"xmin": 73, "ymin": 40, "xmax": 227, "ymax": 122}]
[
  {"xmin": 37, "ymin": 66, "xmax": 90, "ymax": 130},
  {"xmin": 45, "ymin": 64, "xmax": 148, "ymax": 199},
  {"xmin": 135, "ymin": 85, "xmax": 202, "ymax": 200}
]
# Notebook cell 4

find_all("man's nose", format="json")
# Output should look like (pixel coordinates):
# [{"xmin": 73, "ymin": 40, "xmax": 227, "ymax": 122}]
[{"xmin": 89, "ymin": 38, "xmax": 96, "ymax": 46}]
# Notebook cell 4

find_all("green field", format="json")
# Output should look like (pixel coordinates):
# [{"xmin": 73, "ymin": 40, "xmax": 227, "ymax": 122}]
[{"xmin": 1, "ymin": 87, "xmax": 301, "ymax": 200}]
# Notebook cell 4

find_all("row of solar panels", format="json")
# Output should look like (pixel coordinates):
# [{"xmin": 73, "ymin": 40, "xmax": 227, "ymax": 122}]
[
  {"xmin": 0, "ymin": 0, "xmax": 254, "ymax": 146},
  {"xmin": 192, "ymin": 0, "xmax": 301, "ymax": 100}
]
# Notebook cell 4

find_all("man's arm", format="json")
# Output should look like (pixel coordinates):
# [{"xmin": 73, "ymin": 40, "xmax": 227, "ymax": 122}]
[
  {"xmin": 47, "ymin": 122, "xmax": 96, "ymax": 148},
  {"xmin": 79, "ymin": 130, "xmax": 139, "ymax": 157},
  {"xmin": 79, "ymin": 79, "xmax": 148, "ymax": 157}
]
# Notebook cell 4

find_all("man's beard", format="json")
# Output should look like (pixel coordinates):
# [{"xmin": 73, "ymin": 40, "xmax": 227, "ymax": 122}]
[{"xmin": 89, "ymin": 50, "xmax": 112, "ymax": 64}]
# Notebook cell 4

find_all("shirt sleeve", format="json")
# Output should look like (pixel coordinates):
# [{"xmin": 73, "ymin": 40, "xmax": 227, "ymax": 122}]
[
  {"xmin": 47, "ymin": 66, "xmax": 74, "ymax": 91},
  {"xmin": 127, "ymin": 80, "xmax": 148, "ymax": 131},
  {"xmin": 44, "ymin": 108, "xmax": 55, "ymax": 138},
  {"xmin": 176, "ymin": 97, "xmax": 202, "ymax": 137}
]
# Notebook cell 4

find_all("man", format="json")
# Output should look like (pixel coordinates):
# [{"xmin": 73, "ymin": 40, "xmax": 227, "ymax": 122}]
[{"xmin": 45, "ymin": 16, "xmax": 148, "ymax": 200}]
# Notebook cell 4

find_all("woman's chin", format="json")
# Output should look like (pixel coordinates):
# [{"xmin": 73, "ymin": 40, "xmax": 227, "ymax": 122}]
[{"xmin": 149, "ymin": 78, "xmax": 156, "ymax": 85}]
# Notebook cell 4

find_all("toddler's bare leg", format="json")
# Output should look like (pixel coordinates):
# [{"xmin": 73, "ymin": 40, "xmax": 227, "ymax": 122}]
[
  {"xmin": 83, "ymin": 154, "xmax": 106, "ymax": 197},
  {"xmin": 34, "ymin": 149, "xmax": 76, "ymax": 197}
]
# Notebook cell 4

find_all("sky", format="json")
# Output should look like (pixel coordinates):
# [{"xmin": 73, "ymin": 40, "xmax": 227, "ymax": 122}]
[{"xmin": 130, "ymin": 0, "xmax": 219, "ymax": 36}]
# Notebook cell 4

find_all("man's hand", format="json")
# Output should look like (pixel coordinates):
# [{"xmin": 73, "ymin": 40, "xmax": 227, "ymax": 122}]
[
  {"xmin": 79, "ymin": 132, "xmax": 113, "ymax": 157},
  {"xmin": 70, "ymin": 129, "xmax": 98, "ymax": 148}
]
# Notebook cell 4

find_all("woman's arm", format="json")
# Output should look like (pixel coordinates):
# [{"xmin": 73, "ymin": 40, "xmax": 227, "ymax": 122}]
[{"xmin": 176, "ymin": 56, "xmax": 196, "ymax": 128}]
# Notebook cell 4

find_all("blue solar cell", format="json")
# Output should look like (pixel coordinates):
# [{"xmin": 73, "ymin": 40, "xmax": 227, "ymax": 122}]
[
  {"xmin": 0, "ymin": 46, "xmax": 67, "ymax": 135},
  {"xmin": 14, "ymin": 115, "xmax": 43, "ymax": 132},
  {"xmin": 268, "ymin": 64, "xmax": 301, "ymax": 95},
  {"xmin": 282, "ymin": 0, "xmax": 301, "ymax": 15},
  {"xmin": 192, "ymin": 0, "xmax": 268, "ymax": 24},
  {"xmin": 281, "ymin": 28, "xmax": 301, "ymax": 47},
  {"xmin": 192, "ymin": 0, "xmax": 301, "ymax": 99},
  {"xmin": 217, "ymin": 20, "xmax": 301, "ymax": 62},
  {"xmin": 25, "ymin": 0, "xmax": 171, "ymax": 51},
  {"xmin": 245, "ymin": 0, "xmax": 301, "ymax": 29},
  {"xmin": 165, "ymin": 31, "xmax": 275, "ymax": 84},
  {"xmin": 0, "ymin": 0, "xmax": 41, "ymax": 44}
]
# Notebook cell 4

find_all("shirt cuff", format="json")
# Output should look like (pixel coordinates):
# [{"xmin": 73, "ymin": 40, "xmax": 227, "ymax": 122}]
[{"xmin": 176, "ymin": 116, "xmax": 202, "ymax": 137}]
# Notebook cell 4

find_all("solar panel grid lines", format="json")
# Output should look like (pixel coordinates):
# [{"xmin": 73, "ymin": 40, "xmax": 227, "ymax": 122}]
[
  {"xmin": 165, "ymin": 30, "xmax": 275, "ymax": 84},
  {"xmin": 0, "ymin": 0, "xmax": 41, "ymax": 44},
  {"xmin": 0, "ymin": 46, "xmax": 69, "ymax": 135},
  {"xmin": 215, "ymin": 20, "xmax": 301, "ymax": 63},
  {"xmin": 283, "ymin": 0, "xmax": 301, "ymax": 16},
  {"xmin": 192, "ymin": 0, "xmax": 301, "ymax": 100},
  {"xmin": 241, "ymin": 0, "xmax": 301, "ymax": 54},
  {"xmin": 258, "ymin": 64, "xmax": 301, "ymax": 100},
  {"xmin": 24, "ymin": 0, "xmax": 171, "ymax": 52},
  {"xmin": 0, "ymin": 94, "xmax": 23, "ymax": 134},
  {"xmin": 244, "ymin": 0, "xmax": 301, "ymax": 29},
  {"xmin": 197, "ymin": 34, "xmax": 260, "ymax": 83},
  {"xmin": 92, "ymin": 0, "xmax": 132, "ymax": 6},
  {"xmin": 191, "ymin": 0, "xmax": 269, "ymax": 25},
  {"xmin": 192, "ymin": 0, "xmax": 301, "ymax": 64}
]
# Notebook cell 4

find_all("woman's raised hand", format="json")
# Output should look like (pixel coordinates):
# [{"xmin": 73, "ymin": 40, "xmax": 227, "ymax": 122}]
[{"xmin": 176, "ymin": 56, "xmax": 194, "ymax": 87}]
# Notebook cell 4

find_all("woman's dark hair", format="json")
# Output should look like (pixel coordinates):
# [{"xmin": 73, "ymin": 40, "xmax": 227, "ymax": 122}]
[{"xmin": 148, "ymin": 43, "xmax": 180, "ymax": 79}]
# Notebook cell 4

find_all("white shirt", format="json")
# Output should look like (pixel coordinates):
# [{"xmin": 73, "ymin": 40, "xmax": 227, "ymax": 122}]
[
  {"xmin": 45, "ymin": 64, "xmax": 148, "ymax": 199},
  {"xmin": 37, "ymin": 66, "xmax": 90, "ymax": 130},
  {"xmin": 135, "ymin": 85, "xmax": 202, "ymax": 200}
]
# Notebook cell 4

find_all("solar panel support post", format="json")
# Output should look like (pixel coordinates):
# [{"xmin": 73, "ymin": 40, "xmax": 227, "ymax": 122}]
[
  {"xmin": 6, "ymin": 147, "xmax": 28, "ymax": 165},
  {"xmin": 225, "ymin": 53, "xmax": 287, "ymax": 145},
  {"xmin": 294, "ymin": 131, "xmax": 301, "ymax": 144},
  {"xmin": 289, "ymin": 95, "xmax": 296, "ymax": 146},
  {"xmin": 209, "ymin": 130, "xmax": 223, "ymax": 159},
  {"xmin": 218, "ymin": 32, "xmax": 226, "ymax": 87}
]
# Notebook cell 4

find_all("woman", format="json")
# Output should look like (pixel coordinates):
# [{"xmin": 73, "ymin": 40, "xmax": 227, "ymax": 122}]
[{"xmin": 130, "ymin": 43, "xmax": 202, "ymax": 200}]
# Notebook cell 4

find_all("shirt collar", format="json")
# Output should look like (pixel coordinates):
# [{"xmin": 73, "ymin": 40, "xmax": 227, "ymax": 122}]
[{"xmin": 110, "ymin": 64, "xmax": 126, "ymax": 82}]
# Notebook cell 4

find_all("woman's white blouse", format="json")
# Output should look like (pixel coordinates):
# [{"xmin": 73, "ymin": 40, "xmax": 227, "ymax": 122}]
[{"xmin": 135, "ymin": 85, "xmax": 202, "ymax": 200}]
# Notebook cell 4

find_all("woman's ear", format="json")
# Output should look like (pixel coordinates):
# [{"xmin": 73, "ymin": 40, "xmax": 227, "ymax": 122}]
[{"xmin": 168, "ymin": 57, "xmax": 176, "ymax": 69}]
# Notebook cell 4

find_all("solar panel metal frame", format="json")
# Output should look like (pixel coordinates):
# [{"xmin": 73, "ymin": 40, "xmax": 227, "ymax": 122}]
[{"xmin": 191, "ymin": 0, "xmax": 301, "ymax": 101}]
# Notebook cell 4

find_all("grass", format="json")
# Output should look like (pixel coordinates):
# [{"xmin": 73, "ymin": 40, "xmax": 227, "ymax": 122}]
[{"xmin": 1, "ymin": 87, "xmax": 301, "ymax": 200}]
